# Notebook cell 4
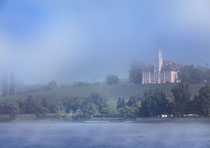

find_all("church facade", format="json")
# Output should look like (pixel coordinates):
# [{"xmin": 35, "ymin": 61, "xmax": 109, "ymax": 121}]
[{"xmin": 142, "ymin": 49, "xmax": 181, "ymax": 84}]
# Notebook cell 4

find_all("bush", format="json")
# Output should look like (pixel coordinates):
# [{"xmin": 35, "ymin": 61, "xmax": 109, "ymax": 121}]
[{"xmin": 105, "ymin": 75, "xmax": 119, "ymax": 85}]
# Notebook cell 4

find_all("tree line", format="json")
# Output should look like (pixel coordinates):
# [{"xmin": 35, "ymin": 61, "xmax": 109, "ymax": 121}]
[
  {"xmin": 1, "ymin": 82, "xmax": 210, "ymax": 119},
  {"xmin": 0, "ymin": 92, "xmax": 116, "ymax": 119},
  {"xmin": 117, "ymin": 83, "xmax": 210, "ymax": 118}
]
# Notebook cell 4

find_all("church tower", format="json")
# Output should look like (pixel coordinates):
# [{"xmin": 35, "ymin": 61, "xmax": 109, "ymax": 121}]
[{"xmin": 154, "ymin": 48, "xmax": 163, "ymax": 83}]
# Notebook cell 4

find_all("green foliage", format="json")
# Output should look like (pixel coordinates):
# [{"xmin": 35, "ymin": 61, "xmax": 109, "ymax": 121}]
[
  {"xmin": 48, "ymin": 80, "xmax": 57, "ymax": 89},
  {"xmin": 119, "ymin": 106, "xmax": 138, "ymax": 118},
  {"xmin": 179, "ymin": 65, "xmax": 205, "ymax": 84},
  {"xmin": 9, "ymin": 73, "xmax": 16, "ymax": 95},
  {"xmin": 2, "ymin": 74, "xmax": 8, "ymax": 97},
  {"xmin": 63, "ymin": 97, "xmax": 83, "ymax": 112},
  {"xmin": 19, "ymin": 95, "xmax": 48, "ymax": 117},
  {"xmin": 140, "ymin": 89, "xmax": 169, "ymax": 117},
  {"xmin": 171, "ymin": 82, "xmax": 190, "ymax": 116},
  {"xmin": 118, "ymin": 96, "xmax": 141, "ymax": 118},
  {"xmin": 1, "ymin": 83, "xmax": 210, "ymax": 119},
  {"xmin": 127, "ymin": 96, "xmax": 140, "ymax": 107},
  {"xmin": 8, "ymin": 103, "xmax": 20, "ymax": 118},
  {"xmin": 105, "ymin": 75, "xmax": 119, "ymax": 85},
  {"xmin": 205, "ymin": 69, "xmax": 210, "ymax": 84},
  {"xmin": 129, "ymin": 64, "xmax": 144, "ymax": 84},
  {"xmin": 193, "ymin": 85, "xmax": 210, "ymax": 116},
  {"xmin": 82, "ymin": 103, "xmax": 99, "ymax": 118},
  {"xmin": 2, "ymin": 83, "xmax": 204, "ymax": 103},
  {"xmin": 84, "ymin": 92, "xmax": 107, "ymax": 112},
  {"xmin": 117, "ymin": 97, "xmax": 126, "ymax": 109},
  {"xmin": 57, "ymin": 110, "xmax": 66, "ymax": 118}
]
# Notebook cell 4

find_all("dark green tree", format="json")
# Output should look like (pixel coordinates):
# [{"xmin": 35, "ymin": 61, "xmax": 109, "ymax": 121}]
[
  {"xmin": 193, "ymin": 85, "xmax": 210, "ymax": 116},
  {"xmin": 9, "ymin": 72, "xmax": 16, "ymax": 95},
  {"xmin": 127, "ymin": 96, "xmax": 139, "ymax": 107},
  {"xmin": 8, "ymin": 103, "xmax": 20, "ymax": 118},
  {"xmin": 2, "ymin": 73, "xmax": 8, "ymax": 97},
  {"xmin": 63, "ymin": 97, "xmax": 83, "ymax": 113},
  {"xmin": 22, "ymin": 95, "xmax": 48, "ymax": 117},
  {"xmin": 105, "ymin": 75, "xmax": 119, "ymax": 85},
  {"xmin": 129, "ymin": 64, "xmax": 144, "ymax": 84},
  {"xmin": 140, "ymin": 89, "xmax": 169, "ymax": 117},
  {"xmin": 119, "ymin": 106, "xmax": 137, "ymax": 118},
  {"xmin": 171, "ymin": 82, "xmax": 191, "ymax": 116},
  {"xmin": 84, "ymin": 92, "xmax": 107, "ymax": 112},
  {"xmin": 179, "ymin": 65, "xmax": 205, "ymax": 84},
  {"xmin": 117, "ymin": 97, "xmax": 126, "ymax": 109}
]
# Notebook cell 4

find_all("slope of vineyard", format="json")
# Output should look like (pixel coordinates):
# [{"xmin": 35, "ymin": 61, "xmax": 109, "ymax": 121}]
[{"xmin": 1, "ymin": 83, "xmax": 205, "ymax": 102}]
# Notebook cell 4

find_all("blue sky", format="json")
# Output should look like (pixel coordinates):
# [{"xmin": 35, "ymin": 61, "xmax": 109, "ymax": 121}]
[{"xmin": 0, "ymin": 0, "xmax": 210, "ymax": 83}]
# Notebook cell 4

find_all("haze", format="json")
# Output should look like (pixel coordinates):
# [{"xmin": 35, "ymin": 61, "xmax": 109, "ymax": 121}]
[{"xmin": 0, "ymin": 0, "xmax": 210, "ymax": 84}]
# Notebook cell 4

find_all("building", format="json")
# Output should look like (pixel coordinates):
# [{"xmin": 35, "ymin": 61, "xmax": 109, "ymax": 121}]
[{"xmin": 142, "ymin": 49, "xmax": 181, "ymax": 84}]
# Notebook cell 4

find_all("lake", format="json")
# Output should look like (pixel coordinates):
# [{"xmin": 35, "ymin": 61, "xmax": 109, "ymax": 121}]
[{"xmin": 0, "ymin": 121, "xmax": 210, "ymax": 148}]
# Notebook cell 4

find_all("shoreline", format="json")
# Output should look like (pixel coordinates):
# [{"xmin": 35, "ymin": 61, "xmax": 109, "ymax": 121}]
[{"xmin": 1, "ymin": 117, "xmax": 209, "ymax": 124}]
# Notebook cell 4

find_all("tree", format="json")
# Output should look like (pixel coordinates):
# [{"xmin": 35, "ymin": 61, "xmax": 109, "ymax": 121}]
[
  {"xmin": 82, "ymin": 103, "xmax": 99, "ymax": 118},
  {"xmin": 117, "ymin": 97, "xmax": 126, "ymax": 109},
  {"xmin": 171, "ymin": 82, "xmax": 191, "ymax": 116},
  {"xmin": 57, "ymin": 109, "xmax": 66, "ymax": 118},
  {"xmin": 0, "ymin": 102, "xmax": 8, "ymax": 114},
  {"xmin": 119, "ymin": 106, "xmax": 137, "ymax": 118},
  {"xmin": 2, "ymin": 73, "xmax": 8, "ymax": 97},
  {"xmin": 140, "ymin": 89, "xmax": 169, "ymax": 117},
  {"xmin": 193, "ymin": 85, "xmax": 210, "ymax": 116},
  {"xmin": 41, "ymin": 98, "xmax": 48, "ymax": 108},
  {"xmin": 48, "ymin": 80, "xmax": 57, "ymax": 89},
  {"xmin": 22, "ymin": 95, "xmax": 48, "ymax": 117},
  {"xmin": 9, "ymin": 72, "xmax": 16, "ymax": 95},
  {"xmin": 127, "ymin": 96, "xmax": 140, "ymax": 107},
  {"xmin": 63, "ymin": 97, "xmax": 83, "ymax": 113},
  {"xmin": 205, "ymin": 69, "xmax": 210, "ymax": 84},
  {"xmin": 8, "ymin": 103, "xmax": 20, "ymax": 118},
  {"xmin": 84, "ymin": 92, "xmax": 107, "ymax": 112},
  {"xmin": 179, "ymin": 65, "xmax": 205, "ymax": 84},
  {"xmin": 105, "ymin": 75, "xmax": 119, "ymax": 85},
  {"xmin": 129, "ymin": 64, "xmax": 144, "ymax": 84}
]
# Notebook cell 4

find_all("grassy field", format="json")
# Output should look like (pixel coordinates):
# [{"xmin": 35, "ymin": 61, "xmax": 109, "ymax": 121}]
[{"xmin": 1, "ymin": 83, "xmax": 205, "ymax": 103}]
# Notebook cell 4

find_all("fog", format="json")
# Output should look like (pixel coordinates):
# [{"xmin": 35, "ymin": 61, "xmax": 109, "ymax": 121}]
[
  {"xmin": 1, "ymin": 0, "xmax": 210, "ymax": 84},
  {"xmin": 0, "ymin": 122, "xmax": 210, "ymax": 148}
]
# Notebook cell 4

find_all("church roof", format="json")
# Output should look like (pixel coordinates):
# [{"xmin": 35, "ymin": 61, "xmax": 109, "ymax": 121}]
[{"xmin": 161, "ymin": 60, "xmax": 182, "ymax": 72}]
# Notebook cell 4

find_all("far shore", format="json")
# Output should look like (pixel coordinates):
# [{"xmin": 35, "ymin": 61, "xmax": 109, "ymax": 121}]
[{"xmin": 0, "ymin": 117, "xmax": 209, "ymax": 124}]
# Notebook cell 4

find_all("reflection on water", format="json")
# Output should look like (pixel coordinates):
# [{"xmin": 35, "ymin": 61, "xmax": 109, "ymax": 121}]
[{"xmin": 0, "ymin": 122, "xmax": 210, "ymax": 148}]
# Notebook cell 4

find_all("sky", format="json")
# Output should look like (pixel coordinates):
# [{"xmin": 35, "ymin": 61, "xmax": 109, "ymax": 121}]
[{"xmin": 0, "ymin": 0, "xmax": 210, "ymax": 84}]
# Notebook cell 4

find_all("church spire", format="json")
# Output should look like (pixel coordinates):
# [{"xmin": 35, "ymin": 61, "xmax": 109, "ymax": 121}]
[{"xmin": 158, "ymin": 48, "xmax": 162, "ymax": 60}]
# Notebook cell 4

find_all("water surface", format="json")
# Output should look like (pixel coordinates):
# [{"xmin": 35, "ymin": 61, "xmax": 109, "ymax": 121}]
[{"xmin": 0, "ymin": 122, "xmax": 210, "ymax": 148}]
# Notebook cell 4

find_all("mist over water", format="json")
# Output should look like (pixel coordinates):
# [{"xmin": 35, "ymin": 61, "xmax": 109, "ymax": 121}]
[{"xmin": 0, "ymin": 122, "xmax": 210, "ymax": 148}]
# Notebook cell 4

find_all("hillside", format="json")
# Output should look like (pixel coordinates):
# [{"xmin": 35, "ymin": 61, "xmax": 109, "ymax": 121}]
[{"xmin": 1, "ymin": 83, "xmax": 205, "ymax": 102}]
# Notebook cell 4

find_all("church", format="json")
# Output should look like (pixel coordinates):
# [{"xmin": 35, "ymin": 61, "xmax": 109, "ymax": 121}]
[{"xmin": 142, "ymin": 49, "xmax": 181, "ymax": 84}]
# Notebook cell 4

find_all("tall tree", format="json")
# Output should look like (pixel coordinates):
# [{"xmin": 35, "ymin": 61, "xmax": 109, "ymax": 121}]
[
  {"xmin": 9, "ymin": 72, "xmax": 16, "ymax": 95},
  {"xmin": 129, "ymin": 64, "xmax": 144, "ymax": 84},
  {"xmin": 193, "ymin": 85, "xmax": 210, "ymax": 116},
  {"xmin": 178, "ymin": 65, "xmax": 205, "ymax": 84},
  {"xmin": 2, "ymin": 73, "xmax": 8, "ymax": 97},
  {"xmin": 140, "ymin": 89, "xmax": 169, "ymax": 117},
  {"xmin": 171, "ymin": 82, "xmax": 191, "ymax": 116},
  {"xmin": 117, "ymin": 97, "xmax": 126, "ymax": 109}
]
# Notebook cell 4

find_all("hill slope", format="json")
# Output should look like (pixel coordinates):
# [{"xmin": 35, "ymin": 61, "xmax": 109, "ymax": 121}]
[{"xmin": 1, "ymin": 83, "xmax": 205, "ymax": 102}]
